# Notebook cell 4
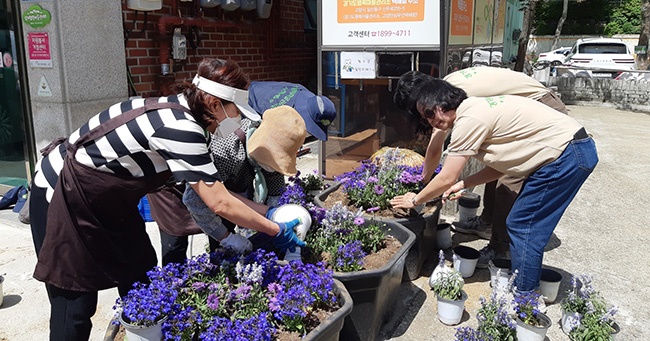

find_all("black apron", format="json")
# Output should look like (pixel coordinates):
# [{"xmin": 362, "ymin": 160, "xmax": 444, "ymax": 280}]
[{"xmin": 34, "ymin": 99, "xmax": 192, "ymax": 292}]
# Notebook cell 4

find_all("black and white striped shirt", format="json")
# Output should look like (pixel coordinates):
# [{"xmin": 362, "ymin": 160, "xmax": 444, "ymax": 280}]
[{"xmin": 33, "ymin": 95, "xmax": 221, "ymax": 202}]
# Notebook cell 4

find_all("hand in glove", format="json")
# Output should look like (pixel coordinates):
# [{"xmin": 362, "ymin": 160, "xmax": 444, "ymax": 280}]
[
  {"xmin": 273, "ymin": 218, "xmax": 307, "ymax": 253},
  {"xmin": 220, "ymin": 233, "xmax": 253, "ymax": 253},
  {"xmin": 265, "ymin": 206, "xmax": 278, "ymax": 220}
]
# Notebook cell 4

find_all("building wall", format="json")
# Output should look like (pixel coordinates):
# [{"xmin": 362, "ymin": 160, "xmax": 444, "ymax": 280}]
[{"xmin": 121, "ymin": 0, "xmax": 317, "ymax": 97}]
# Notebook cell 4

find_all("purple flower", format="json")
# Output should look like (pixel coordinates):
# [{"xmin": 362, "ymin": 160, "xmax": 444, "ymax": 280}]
[
  {"xmin": 374, "ymin": 185, "xmax": 384, "ymax": 195},
  {"xmin": 206, "ymin": 294, "xmax": 219, "ymax": 310},
  {"xmin": 353, "ymin": 216, "xmax": 365, "ymax": 225}
]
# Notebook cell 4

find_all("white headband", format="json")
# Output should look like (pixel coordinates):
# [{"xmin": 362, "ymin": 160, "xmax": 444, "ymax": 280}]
[{"xmin": 192, "ymin": 75, "xmax": 261, "ymax": 121}]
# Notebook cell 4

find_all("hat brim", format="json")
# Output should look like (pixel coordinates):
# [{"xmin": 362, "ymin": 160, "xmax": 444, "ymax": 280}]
[
  {"xmin": 295, "ymin": 96, "xmax": 328, "ymax": 141},
  {"xmin": 236, "ymin": 101, "xmax": 261, "ymax": 121}
]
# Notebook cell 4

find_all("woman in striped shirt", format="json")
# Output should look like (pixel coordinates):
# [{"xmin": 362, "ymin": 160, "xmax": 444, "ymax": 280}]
[{"xmin": 29, "ymin": 58, "xmax": 305, "ymax": 340}]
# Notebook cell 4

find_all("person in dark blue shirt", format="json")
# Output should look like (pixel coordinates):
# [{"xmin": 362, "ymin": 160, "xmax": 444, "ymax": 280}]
[{"xmin": 248, "ymin": 81, "xmax": 336, "ymax": 141}]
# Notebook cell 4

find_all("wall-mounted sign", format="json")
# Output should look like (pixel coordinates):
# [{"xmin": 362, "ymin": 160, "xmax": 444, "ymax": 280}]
[
  {"xmin": 449, "ymin": 0, "xmax": 474, "ymax": 45},
  {"xmin": 37, "ymin": 75, "xmax": 53, "ymax": 97},
  {"xmin": 22, "ymin": 4, "xmax": 52, "ymax": 29},
  {"xmin": 322, "ymin": 0, "xmax": 441, "ymax": 48},
  {"xmin": 2, "ymin": 52, "xmax": 13, "ymax": 68},
  {"xmin": 340, "ymin": 51, "xmax": 376, "ymax": 79},
  {"xmin": 28, "ymin": 32, "xmax": 52, "ymax": 68}
]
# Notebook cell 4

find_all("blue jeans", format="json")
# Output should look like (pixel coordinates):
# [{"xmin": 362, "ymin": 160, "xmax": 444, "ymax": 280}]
[{"xmin": 507, "ymin": 136, "xmax": 598, "ymax": 292}]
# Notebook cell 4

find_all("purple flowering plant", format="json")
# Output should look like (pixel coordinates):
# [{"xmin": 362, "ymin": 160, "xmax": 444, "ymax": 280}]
[
  {"xmin": 115, "ymin": 249, "xmax": 338, "ymax": 340},
  {"xmin": 454, "ymin": 269, "xmax": 517, "ymax": 341},
  {"xmin": 514, "ymin": 291, "xmax": 543, "ymax": 326},
  {"xmin": 307, "ymin": 202, "xmax": 386, "ymax": 272},
  {"xmin": 335, "ymin": 148, "xmax": 423, "ymax": 211},
  {"xmin": 278, "ymin": 173, "xmax": 387, "ymax": 272},
  {"xmin": 561, "ymin": 274, "xmax": 619, "ymax": 340}
]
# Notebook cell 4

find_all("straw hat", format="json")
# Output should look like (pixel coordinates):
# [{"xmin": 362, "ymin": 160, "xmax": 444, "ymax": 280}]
[{"xmin": 248, "ymin": 106, "xmax": 307, "ymax": 176}]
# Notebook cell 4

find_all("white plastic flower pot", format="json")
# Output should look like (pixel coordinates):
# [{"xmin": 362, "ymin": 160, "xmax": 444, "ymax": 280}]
[
  {"xmin": 539, "ymin": 268, "xmax": 562, "ymax": 303},
  {"xmin": 436, "ymin": 290, "xmax": 467, "ymax": 325},
  {"xmin": 118, "ymin": 313, "xmax": 165, "ymax": 341},
  {"xmin": 516, "ymin": 312, "xmax": 551, "ymax": 341},
  {"xmin": 452, "ymin": 245, "xmax": 480, "ymax": 278},
  {"xmin": 488, "ymin": 258, "xmax": 512, "ymax": 290}
]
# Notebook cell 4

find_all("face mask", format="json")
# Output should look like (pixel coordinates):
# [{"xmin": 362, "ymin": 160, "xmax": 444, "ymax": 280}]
[{"xmin": 215, "ymin": 102, "xmax": 242, "ymax": 138}]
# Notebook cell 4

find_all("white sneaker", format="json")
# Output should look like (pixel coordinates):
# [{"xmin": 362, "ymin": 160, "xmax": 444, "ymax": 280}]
[
  {"xmin": 477, "ymin": 246, "xmax": 509, "ymax": 269},
  {"xmin": 452, "ymin": 216, "xmax": 492, "ymax": 239}
]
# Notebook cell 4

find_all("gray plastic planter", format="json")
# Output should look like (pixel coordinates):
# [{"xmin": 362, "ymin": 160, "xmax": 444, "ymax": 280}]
[
  {"xmin": 333, "ymin": 220, "xmax": 416, "ymax": 341},
  {"xmin": 315, "ymin": 182, "xmax": 439, "ymax": 281}
]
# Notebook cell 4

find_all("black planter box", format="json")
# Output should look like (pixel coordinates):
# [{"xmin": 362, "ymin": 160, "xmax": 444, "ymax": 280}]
[
  {"xmin": 303, "ymin": 279, "xmax": 354, "ymax": 341},
  {"xmin": 332, "ymin": 220, "xmax": 416, "ymax": 341},
  {"xmin": 315, "ymin": 182, "xmax": 440, "ymax": 281}
]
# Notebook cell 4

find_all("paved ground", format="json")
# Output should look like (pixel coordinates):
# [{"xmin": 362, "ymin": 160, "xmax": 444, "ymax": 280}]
[{"xmin": 0, "ymin": 104, "xmax": 649, "ymax": 340}]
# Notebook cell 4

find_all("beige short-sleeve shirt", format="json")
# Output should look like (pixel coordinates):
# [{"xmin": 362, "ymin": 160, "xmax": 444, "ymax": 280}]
[
  {"xmin": 447, "ymin": 96, "xmax": 583, "ymax": 176},
  {"xmin": 443, "ymin": 67, "xmax": 550, "ymax": 100}
]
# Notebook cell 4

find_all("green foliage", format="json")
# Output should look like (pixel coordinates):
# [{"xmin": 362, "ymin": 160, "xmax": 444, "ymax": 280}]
[
  {"xmin": 300, "ymin": 171, "xmax": 325, "ymax": 192},
  {"xmin": 431, "ymin": 269, "xmax": 464, "ymax": 300},
  {"xmin": 562, "ymin": 274, "xmax": 619, "ymax": 340},
  {"xmin": 604, "ymin": 0, "xmax": 642, "ymax": 35},
  {"xmin": 569, "ymin": 310, "xmax": 617, "ymax": 341},
  {"xmin": 533, "ymin": 0, "xmax": 642, "ymax": 36}
]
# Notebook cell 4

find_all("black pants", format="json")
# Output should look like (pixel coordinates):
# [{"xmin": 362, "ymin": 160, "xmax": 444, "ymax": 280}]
[{"xmin": 30, "ymin": 186, "xmax": 149, "ymax": 341}]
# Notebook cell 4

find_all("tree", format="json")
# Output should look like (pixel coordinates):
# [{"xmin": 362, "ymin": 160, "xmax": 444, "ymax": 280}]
[
  {"xmin": 550, "ymin": 0, "xmax": 569, "ymax": 50},
  {"xmin": 604, "ymin": 0, "xmax": 642, "ymax": 35},
  {"xmin": 515, "ymin": 0, "xmax": 539, "ymax": 73},
  {"xmin": 639, "ymin": 0, "xmax": 650, "ymax": 70}
]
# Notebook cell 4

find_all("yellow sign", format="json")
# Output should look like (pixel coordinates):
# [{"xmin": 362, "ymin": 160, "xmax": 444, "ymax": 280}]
[{"xmin": 338, "ymin": 0, "xmax": 425, "ymax": 23}]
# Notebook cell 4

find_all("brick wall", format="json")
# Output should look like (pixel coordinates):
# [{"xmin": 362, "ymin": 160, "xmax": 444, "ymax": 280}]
[
  {"xmin": 122, "ymin": 0, "xmax": 317, "ymax": 97},
  {"xmin": 554, "ymin": 77, "xmax": 650, "ymax": 113}
]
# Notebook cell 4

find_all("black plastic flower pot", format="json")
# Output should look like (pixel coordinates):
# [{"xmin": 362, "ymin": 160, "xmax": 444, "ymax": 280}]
[
  {"xmin": 333, "ymin": 220, "xmax": 416, "ymax": 341},
  {"xmin": 315, "ymin": 182, "xmax": 440, "ymax": 282}
]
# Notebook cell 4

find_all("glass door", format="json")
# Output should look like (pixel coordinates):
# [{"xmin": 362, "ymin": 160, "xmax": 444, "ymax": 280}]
[{"xmin": 0, "ymin": 0, "xmax": 30, "ymax": 188}]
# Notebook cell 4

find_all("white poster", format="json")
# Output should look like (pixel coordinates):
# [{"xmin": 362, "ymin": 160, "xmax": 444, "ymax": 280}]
[
  {"xmin": 340, "ymin": 51, "xmax": 376, "ymax": 79},
  {"xmin": 322, "ymin": 0, "xmax": 441, "ymax": 48}
]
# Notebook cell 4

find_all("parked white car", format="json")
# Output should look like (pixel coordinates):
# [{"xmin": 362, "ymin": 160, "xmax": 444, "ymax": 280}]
[
  {"xmin": 536, "ymin": 47, "xmax": 571, "ymax": 66},
  {"xmin": 563, "ymin": 37, "xmax": 636, "ymax": 78}
]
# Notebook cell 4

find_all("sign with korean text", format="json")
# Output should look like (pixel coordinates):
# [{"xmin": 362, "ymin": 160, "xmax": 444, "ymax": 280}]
[
  {"xmin": 448, "ymin": 0, "xmax": 474, "ymax": 45},
  {"xmin": 28, "ymin": 32, "xmax": 52, "ymax": 68},
  {"xmin": 22, "ymin": 4, "xmax": 52, "ymax": 29},
  {"xmin": 340, "ymin": 51, "xmax": 376, "ymax": 79},
  {"xmin": 322, "ymin": 0, "xmax": 441, "ymax": 48}
]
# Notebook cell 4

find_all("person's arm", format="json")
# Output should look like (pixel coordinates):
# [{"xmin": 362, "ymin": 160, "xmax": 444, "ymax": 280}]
[
  {"xmin": 390, "ymin": 154, "xmax": 468, "ymax": 208},
  {"xmin": 444, "ymin": 166, "xmax": 504, "ymax": 198},
  {"xmin": 190, "ymin": 180, "xmax": 280, "ymax": 236},
  {"xmin": 421, "ymin": 129, "xmax": 448, "ymax": 183}
]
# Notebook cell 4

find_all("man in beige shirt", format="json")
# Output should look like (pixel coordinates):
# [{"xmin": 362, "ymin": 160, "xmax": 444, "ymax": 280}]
[
  {"xmin": 393, "ymin": 67, "xmax": 568, "ymax": 268},
  {"xmin": 390, "ymin": 79, "xmax": 597, "ymax": 294}
]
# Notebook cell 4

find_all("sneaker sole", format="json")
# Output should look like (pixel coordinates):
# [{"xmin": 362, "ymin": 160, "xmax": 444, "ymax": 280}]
[{"xmin": 452, "ymin": 226, "xmax": 492, "ymax": 240}]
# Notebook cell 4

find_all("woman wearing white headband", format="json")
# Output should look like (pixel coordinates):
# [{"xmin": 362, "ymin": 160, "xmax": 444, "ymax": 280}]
[{"xmin": 29, "ymin": 58, "xmax": 305, "ymax": 340}]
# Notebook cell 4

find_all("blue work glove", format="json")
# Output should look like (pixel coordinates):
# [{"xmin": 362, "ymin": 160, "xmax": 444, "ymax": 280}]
[
  {"xmin": 265, "ymin": 206, "xmax": 278, "ymax": 220},
  {"xmin": 273, "ymin": 218, "xmax": 307, "ymax": 253}
]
